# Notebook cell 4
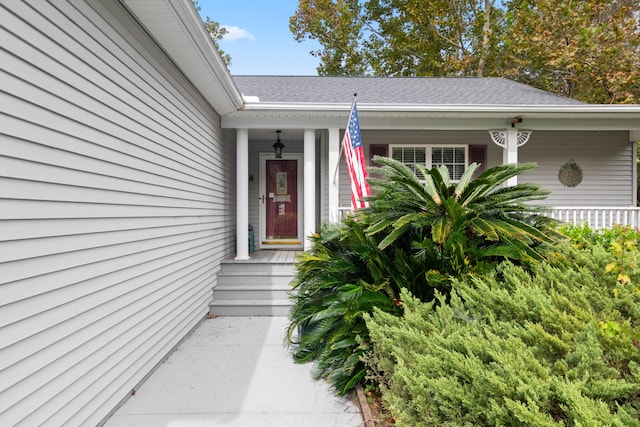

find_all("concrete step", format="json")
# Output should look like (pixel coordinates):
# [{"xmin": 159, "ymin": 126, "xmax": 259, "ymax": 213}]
[
  {"xmin": 211, "ymin": 252, "xmax": 298, "ymax": 316},
  {"xmin": 213, "ymin": 283, "xmax": 292, "ymax": 300},
  {"xmin": 216, "ymin": 272, "xmax": 296, "ymax": 287},
  {"xmin": 209, "ymin": 299, "xmax": 291, "ymax": 317},
  {"xmin": 218, "ymin": 262, "xmax": 296, "ymax": 275}
]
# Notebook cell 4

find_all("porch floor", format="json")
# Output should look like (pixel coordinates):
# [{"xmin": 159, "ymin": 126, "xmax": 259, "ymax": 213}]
[{"xmin": 224, "ymin": 249, "xmax": 301, "ymax": 264}]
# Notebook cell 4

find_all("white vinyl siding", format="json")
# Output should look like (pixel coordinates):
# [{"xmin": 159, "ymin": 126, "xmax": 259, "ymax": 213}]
[
  {"xmin": 519, "ymin": 131, "xmax": 634, "ymax": 206},
  {"xmin": 0, "ymin": 1, "xmax": 234, "ymax": 426},
  {"xmin": 332, "ymin": 130, "xmax": 632, "ymax": 209}
]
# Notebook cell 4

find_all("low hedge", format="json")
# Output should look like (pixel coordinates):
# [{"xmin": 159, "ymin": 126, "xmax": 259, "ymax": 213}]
[{"xmin": 365, "ymin": 242, "xmax": 640, "ymax": 426}]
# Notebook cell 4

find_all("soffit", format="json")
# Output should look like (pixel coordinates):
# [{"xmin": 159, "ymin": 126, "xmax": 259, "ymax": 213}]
[
  {"xmin": 122, "ymin": 0, "xmax": 243, "ymax": 115},
  {"xmin": 223, "ymin": 103, "xmax": 640, "ymax": 132}
]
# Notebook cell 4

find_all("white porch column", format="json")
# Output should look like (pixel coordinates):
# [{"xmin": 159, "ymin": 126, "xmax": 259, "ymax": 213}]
[
  {"xmin": 633, "ymin": 138, "xmax": 638, "ymax": 207},
  {"xmin": 505, "ymin": 129, "xmax": 519, "ymax": 187},
  {"xmin": 303, "ymin": 129, "xmax": 316, "ymax": 251},
  {"xmin": 235, "ymin": 128, "xmax": 250, "ymax": 260},
  {"xmin": 489, "ymin": 129, "xmax": 532, "ymax": 186},
  {"xmin": 327, "ymin": 128, "xmax": 340, "ymax": 223}
]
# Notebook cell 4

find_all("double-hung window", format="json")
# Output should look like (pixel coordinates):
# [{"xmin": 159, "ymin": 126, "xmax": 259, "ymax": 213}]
[{"xmin": 391, "ymin": 145, "xmax": 468, "ymax": 181}]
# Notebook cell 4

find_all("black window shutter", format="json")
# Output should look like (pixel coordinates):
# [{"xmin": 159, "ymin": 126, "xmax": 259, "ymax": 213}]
[
  {"xmin": 369, "ymin": 144, "xmax": 388, "ymax": 165},
  {"xmin": 468, "ymin": 145, "xmax": 487, "ymax": 177}
]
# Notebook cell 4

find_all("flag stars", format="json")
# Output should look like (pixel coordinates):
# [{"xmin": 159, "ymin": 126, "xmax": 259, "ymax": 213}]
[{"xmin": 349, "ymin": 112, "xmax": 362, "ymax": 148}]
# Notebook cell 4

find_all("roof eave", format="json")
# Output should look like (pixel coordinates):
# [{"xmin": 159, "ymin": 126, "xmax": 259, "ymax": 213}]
[
  {"xmin": 223, "ymin": 102, "xmax": 640, "ymax": 132},
  {"xmin": 122, "ymin": 0, "xmax": 244, "ymax": 115},
  {"xmin": 239, "ymin": 102, "xmax": 640, "ymax": 115}
]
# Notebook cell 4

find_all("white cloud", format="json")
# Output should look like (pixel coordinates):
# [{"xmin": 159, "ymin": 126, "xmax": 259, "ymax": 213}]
[{"xmin": 221, "ymin": 25, "xmax": 255, "ymax": 41}]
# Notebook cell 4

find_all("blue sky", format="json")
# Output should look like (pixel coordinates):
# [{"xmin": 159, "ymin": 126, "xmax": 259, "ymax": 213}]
[{"xmin": 196, "ymin": 1, "xmax": 321, "ymax": 75}]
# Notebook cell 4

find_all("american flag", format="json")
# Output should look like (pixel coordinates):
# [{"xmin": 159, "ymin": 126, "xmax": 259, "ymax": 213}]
[{"xmin": 342, "ymin": 100, "xmax": 371, "ymax": 210}]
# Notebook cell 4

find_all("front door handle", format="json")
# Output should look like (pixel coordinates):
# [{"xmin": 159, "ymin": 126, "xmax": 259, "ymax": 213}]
[{"xmin": 260, "ymin": 195, "xmax": 265, "ymax": 203}]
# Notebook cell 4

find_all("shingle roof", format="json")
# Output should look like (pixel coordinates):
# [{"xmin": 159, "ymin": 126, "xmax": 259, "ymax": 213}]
[{"xmin": 232, "ymin": 76, "xmax": 585, "ymax": 106}]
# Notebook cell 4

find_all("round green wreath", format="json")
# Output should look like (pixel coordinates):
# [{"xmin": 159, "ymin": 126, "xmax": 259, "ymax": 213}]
[{"xmin": 558, "ymin": 160, "xmax": 583, "ymax": 188}]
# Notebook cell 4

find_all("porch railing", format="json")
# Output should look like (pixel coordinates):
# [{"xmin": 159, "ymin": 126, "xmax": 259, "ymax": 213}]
[
  {"xmin": 338, "ymin": 206, "xmax": 640, "ymax": 229},
  {"xmin": 547, "ymin": 207, "xmax": 640, "ymax": 229}
]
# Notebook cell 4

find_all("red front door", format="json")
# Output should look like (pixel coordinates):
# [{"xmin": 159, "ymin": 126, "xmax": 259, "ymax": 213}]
[{"xmin": 265, "ymin": 159, "xmax": 298, "ymax": 241}]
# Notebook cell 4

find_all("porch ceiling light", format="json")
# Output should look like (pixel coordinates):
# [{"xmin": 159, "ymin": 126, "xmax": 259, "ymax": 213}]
[{"xmin": 272, "ymin": 129, "xmax": 285, "ymax": 158}]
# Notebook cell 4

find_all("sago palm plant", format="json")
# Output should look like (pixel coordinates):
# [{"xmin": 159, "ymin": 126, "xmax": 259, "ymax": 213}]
[
  {"xmin": 288, "ymin": 157, "xmax": 559, "ymax": 394},
  {"xmin": 365, "ymin": 156, "xmax": 559, "ymax": 299},
  {"xmin": 286, "ymin": 217, "xmax": 402, "ymax": 395}
]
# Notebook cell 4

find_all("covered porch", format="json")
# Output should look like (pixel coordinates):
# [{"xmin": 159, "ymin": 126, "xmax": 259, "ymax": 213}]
[
  {"xmin": 230, "ymin": 126, "xmax": 640, "ymax": 262},
  {"xmin": 223, "ymin": 77, "xmax": 640, "ymax": 261}
]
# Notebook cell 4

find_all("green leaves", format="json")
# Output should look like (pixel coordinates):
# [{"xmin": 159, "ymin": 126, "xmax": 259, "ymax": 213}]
[
  {"xmin": 365, "ymin": 156, "xmax": 557, "ymax": 274},
  {"xmin": 193, "ymin": 1, "xmax": 231, "ymax": 66},
  {"xmin": 366, "ymin": 243, "xmax": 640, "ymax": 425},
  {"xmin": 289, "ymin": 0, "xmax": 369, "ymax": 75},
  {"xmin": 291, "ymin": 0, "xmax": 508, "ymax": 77},
  {"xmin": 286, "ymin": 218, "xmax": 401, "ymax": 394},
  {"xmin": 290, "ymin": 0, "xmax": 639, "ymax": 102},
  {"xmin": 288, "ymin": 155, "xmax": 560, "ymax": 395},
  {"xmin": 503, "ymin": 0, "xmax": 640, "ymax": 103}
]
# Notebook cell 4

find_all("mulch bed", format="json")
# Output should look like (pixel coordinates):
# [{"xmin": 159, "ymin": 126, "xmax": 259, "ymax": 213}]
[{"xmin": 355, "ymin": 385, "xmax": 395, "ymax": 427}]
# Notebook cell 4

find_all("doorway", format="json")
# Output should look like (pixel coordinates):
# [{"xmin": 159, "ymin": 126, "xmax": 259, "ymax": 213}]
[{"xmin": 259, "ymin": 153, "xmax": 303, "ymax": 249}]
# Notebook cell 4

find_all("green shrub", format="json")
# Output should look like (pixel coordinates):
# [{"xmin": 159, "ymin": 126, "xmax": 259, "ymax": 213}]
[
  {"xmin": 365, "ymin": 157, "xmax": 560, "ymax": 293},
  {"xmin": 558, "ymin": 223, "xmax": 640, "ymax": 249},
  {"xmin": 286, "ymin": 217, "xmax": 402, "ymax": 395},
  {"xmin": 366, "ymin": 242, "xmax": 640, "ymax": 426},
  {"xmin": 288, "ymin": 159, "xmax": 561, "ymax": 395}
]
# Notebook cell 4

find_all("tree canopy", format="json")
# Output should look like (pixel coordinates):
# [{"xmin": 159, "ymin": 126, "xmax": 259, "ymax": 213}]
[
  {"xmin": 290, "ymin": 0, "xmax": 640, "ymax": 103},
  {"xmin": 193, "ymin": 0, "xmax": 231, "ymax": 66}
]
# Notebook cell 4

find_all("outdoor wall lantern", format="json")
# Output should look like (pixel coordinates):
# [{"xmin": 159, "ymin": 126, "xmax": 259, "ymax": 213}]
[{"xmin": 272, "ymin": 129, "xmax": 285, "ymax": 158}]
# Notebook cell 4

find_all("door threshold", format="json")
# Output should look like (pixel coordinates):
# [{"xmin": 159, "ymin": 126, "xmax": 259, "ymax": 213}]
[{"xmin": 262, "ymin": 241, "xmax": 302, "ymax": 245}]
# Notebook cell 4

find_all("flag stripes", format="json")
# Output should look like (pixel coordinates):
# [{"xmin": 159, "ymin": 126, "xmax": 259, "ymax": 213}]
[{"xmin": 342, "ymin": 100, "xmax": 371, "ymax": 209}]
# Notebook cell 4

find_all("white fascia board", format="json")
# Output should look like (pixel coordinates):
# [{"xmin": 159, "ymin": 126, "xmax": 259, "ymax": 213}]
[
  {"xmin": 239, "ymin": 101, "xmax": 640, "ymax": 115},
  {"xmin": 224, "ymin": 103, "xmax": 640, "ymax": 131},
  {"xmin": 222, "ymin": 115, "xmax": 639, "ymax": 132},
  {"xmin": 123, "ymin": 0, "xmax": 244, "ymax": 114},
  {"xmin": 222, "ymin": 115, "xmax": 513, "ymax": 130}
]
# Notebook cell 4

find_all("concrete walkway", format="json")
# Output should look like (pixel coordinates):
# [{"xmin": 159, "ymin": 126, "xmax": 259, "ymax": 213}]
[{"xmin": 104, "ymin": 316, "xmax": 363, "ymax": 426}]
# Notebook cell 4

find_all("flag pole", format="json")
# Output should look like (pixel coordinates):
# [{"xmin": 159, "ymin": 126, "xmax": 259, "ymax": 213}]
[{"xmin": 333, "ymin": 93, "xmax": 357, "ymax": 184}]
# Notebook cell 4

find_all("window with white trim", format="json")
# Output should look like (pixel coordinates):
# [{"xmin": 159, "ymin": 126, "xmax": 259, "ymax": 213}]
[{"xmin": 391, "ymin": 145, "xmax": 468, "ymax": 180}]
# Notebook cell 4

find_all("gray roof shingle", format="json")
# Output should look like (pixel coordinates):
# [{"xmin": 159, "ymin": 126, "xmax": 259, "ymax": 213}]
[{"xmin": 232, "ymin": 76, "xmax": 585, "ymax": 106}]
